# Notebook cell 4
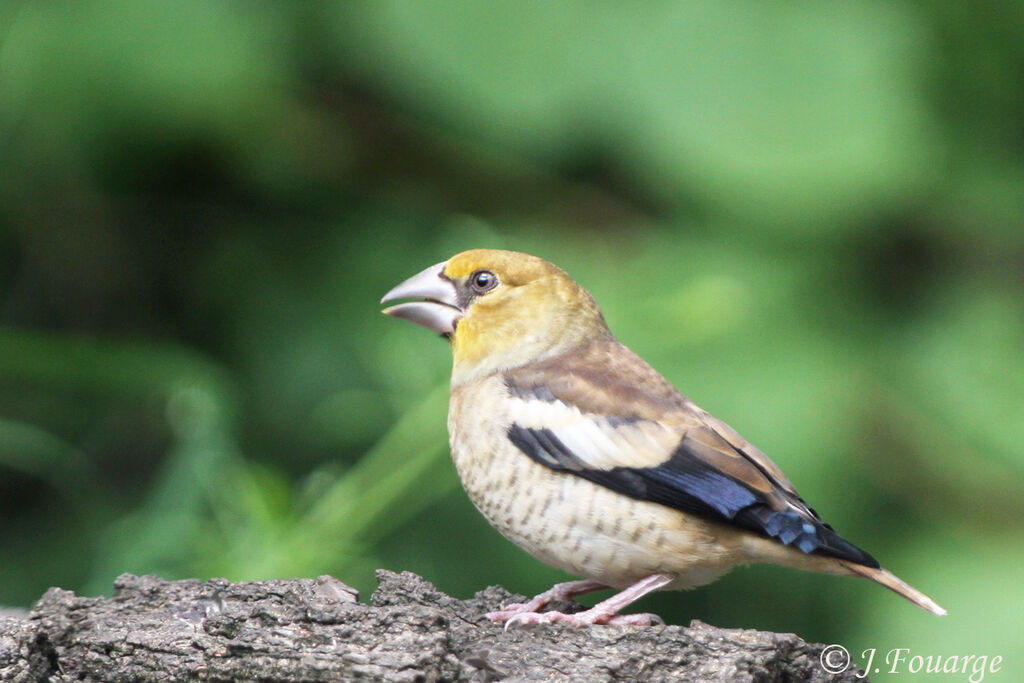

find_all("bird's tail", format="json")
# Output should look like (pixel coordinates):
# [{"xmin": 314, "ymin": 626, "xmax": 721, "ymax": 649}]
[{"xmin": 839, "ymin": 561, "xmax": 946, "ymax": 616}]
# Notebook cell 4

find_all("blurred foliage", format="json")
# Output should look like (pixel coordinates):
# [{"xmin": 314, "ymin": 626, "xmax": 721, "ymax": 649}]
[{"xmin": 1, "ymin": 1, "xmax": 1022, "ymax": 678}]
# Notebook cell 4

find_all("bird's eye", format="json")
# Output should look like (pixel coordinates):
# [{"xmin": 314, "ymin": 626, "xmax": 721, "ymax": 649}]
[{"xmin": 470, "ymin": 270, "xmax": 498, "ymax": 293}]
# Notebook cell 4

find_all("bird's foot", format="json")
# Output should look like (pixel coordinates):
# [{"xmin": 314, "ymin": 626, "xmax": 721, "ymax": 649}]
[
  {"xmin": 485, "ymin": 600, "xmax": 585, "ymax": 622},
  {"xmin": 485, "ymin": 579, "xmax": 606, "ymax": 622},
  {"xmin": 487, "ymin": 574, "xmax": 673, "ymax": 628},
  {"xmin": 485, "ymin": 603, "xmax": 535, "ymax": 622},
  {"xmin": 500, "ymin": 607, "xmax": 664, "ymax": 628}
]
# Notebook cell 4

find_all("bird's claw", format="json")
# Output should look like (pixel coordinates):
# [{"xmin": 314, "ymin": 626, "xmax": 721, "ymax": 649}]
[
  {"xmin": 606, "ymin": 612, "xmax": 664, "ymax": 626},
  {"xmin": 492, "ymin": 609, "xmax": 664, "ymax": 629},
  {"xmin": 484, "ymin": 602, "xmax": 532, "ymax": 623}
]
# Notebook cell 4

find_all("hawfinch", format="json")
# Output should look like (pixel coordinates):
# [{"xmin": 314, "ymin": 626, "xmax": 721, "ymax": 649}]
[{"xmin": 381, "ymin": 249, "xmax": 945, "ymax": 625}]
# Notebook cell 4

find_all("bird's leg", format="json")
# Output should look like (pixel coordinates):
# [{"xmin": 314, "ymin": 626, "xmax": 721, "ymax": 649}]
[
  {"xmin": 485, "ymin": 579, "xmax": 608, "ymax": 622},
  {"xmin": 501, "ymin": 573, "xmax": 674, "ymax": 627}
]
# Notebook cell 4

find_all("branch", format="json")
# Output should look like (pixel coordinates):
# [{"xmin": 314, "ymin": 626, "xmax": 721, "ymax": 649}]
[{"xmin": 0, "ymin": 571, "xmax": 865, "ymax": 681}]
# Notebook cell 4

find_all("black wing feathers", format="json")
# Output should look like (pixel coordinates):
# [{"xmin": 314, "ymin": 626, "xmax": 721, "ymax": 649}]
[{"xmin": 506, "ymin": 423, "xmax": 879, "ymax": 568}]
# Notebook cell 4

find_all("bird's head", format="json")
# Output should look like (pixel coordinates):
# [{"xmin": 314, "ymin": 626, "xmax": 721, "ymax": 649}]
[{"xmin": 382, "ymin": 249, "xmax": 611, "ymax": 384}]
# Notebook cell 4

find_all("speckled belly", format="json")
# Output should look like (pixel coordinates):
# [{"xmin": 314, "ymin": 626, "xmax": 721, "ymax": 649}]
[{"xmin": 448, "ymin": 376, "xmax": 742, "ymax": 590}]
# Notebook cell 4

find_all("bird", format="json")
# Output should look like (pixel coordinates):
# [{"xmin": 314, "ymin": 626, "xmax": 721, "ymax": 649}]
[{"xmin": 380, "ymin": 248, "xmax": 946, "ymax": 626}]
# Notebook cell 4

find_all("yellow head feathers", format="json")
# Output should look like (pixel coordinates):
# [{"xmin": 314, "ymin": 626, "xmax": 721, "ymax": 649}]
[
  {"xmin": 444, "ymin": 250, "xmax": 610, "ymax": 383},
  {"xmin": 381, "ymin": 249, "xmax": 611, "ymax": 384}
]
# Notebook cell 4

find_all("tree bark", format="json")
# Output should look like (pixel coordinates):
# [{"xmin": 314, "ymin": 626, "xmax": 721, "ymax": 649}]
[{"xmin": 0, "ymin": 570, "xmax": 865, "ymax": 682}]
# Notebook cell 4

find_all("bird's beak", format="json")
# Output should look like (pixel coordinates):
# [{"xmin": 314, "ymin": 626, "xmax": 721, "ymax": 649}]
[{"xmin": 380, "ymin": 261, "xmax": 463, "ymax": 335}]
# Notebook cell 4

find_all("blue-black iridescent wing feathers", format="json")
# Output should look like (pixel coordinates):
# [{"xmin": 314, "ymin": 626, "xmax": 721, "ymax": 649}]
[{"xmin": 504, "ymin": 361, "xmax": 878, "ymax": 569}]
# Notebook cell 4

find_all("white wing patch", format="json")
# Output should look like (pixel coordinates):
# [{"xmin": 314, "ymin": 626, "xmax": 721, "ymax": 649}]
[{"xmin": 506, "ymin": 395, "xmax": 678, "ymax": 470}]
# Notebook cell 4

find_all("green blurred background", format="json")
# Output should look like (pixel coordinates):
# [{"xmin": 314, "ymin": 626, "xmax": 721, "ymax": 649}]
[{"xmin": 1, "ymin": 2, "xmax": 1022, "ymax": 678}]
